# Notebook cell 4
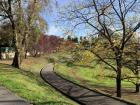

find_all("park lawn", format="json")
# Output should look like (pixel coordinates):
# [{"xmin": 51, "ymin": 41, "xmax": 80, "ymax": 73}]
[
  {"xmin": 21, "ymin": 56, "xmax": 48, "ymax": 73},
  {"xmin": 0, "ymin": 57, "xmax": 78, "ymax": 105},
  {"xmin": 55, "ymin": 63, "xmax": 140, "ymax": 104},
  {"xmin": 55, "ymin": 63, "xmax": 134, "ymax": 88}
]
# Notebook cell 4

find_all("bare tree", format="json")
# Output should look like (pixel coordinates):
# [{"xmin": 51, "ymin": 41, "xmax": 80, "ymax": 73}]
[{"xmin": 58, "ymin": 0, "xmax": 140, "ymax": 97}]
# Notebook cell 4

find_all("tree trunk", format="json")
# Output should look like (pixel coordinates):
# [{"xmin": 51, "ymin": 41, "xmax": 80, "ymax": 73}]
[
  {"xmin": 116, "ymin": 68, "xmax": 121, "ymax": 97},
  {"xmin": 0, "ymin": 47, "xmax": 1, "ymax": 60},
  {"xmin": 34, "ymin": 50, "xmax": 38, "ymax": 57},
  {"xmin": 12, "ymin": 49, "xmax": 20, "ymax": 68},
  {"xmin": 135, "ymin": 61, "xmax": 139, "ymax": 93},
  {"xmin": 114, "ymin": 47, "xmax": 122, "ymax": 97},
  {"xmin": 135, "ymin": 84, "xmax": 139, "ymax": 93},
  {"xmin": 25, "ymin": 50, "xmax": 27, "ymax": 59}
]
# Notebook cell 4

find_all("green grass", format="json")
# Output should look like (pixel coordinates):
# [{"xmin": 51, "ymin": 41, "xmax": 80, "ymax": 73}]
[
  {"xmin": 46, "ymin": 52, "xmax": 135, "ymax": 88},
  {"xmin": 55, "ymin": 64, "xmax": 140, "ymax": 105},
  {"xmin": 55, "ymin": 63, "xmax": 134, "ymax": 88},
  {"xmin": 0, "ymin": 57, "xmax": 78, "ymax": 105},
  {"xmin": 21, "ymin": 56, "xmax": 48, "ymax": 73},
  {"xmin": 46, "ymin": 52, "xmax": 139, "ymax": 104}
]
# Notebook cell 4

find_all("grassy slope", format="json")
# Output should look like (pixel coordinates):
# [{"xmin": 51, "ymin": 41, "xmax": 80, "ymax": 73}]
[
  {"xmin": 55, "ymin": 63, "xmax": 133, "ymax": 88},
  {"xmin": 0, "ymin": 56, "xmax": 78, "ymax": 105},
  {"xmin": 52, "ymin": 52, "xmax": 140, "ymax": 104},
  {"xmin": 55, "ymin": 64, "xmax": 140, "ymax": 104}
]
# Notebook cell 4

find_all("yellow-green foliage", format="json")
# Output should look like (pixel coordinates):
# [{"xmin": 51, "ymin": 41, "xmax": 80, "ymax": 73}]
[{"xmin": 73, "ymin": 50, "xmax": 95, "ymax": 65}]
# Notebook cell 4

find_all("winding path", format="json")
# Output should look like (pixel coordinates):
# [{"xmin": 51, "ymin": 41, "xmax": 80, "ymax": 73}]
[{"xmin": 41, "ymin": 63, "xmax": 136, "ymax": 105}]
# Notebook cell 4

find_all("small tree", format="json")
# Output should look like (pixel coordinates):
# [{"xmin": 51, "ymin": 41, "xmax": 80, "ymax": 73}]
[
  {"xmin": 67, "ymin": 35, "xmax": 72, "ymax": 41},
  {"xmin": 72, "ymin": 37, "xmax": 79, "ymax": 43},
  {"xmin": 123, "ymin": 36, "xmax": 140, "ymax": 92}
]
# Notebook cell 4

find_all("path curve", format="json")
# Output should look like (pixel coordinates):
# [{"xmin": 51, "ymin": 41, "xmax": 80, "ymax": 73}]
[{"xmin": 40, "ymin": 63, "xmax": 136, "ymax": 105}]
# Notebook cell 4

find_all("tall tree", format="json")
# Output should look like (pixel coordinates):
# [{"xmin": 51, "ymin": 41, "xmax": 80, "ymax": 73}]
[
  {"xmin": 0, "ymin": 0, "xmax": 48, "ymax": 68},
  {"xmin": 58, "ymin": 0, "xmax": 140, "ymax": 97}
]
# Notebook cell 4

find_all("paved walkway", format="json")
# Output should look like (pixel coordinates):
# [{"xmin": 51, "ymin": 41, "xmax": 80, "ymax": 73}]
[
  {"xmin": 41, "ymin": 63, "xmax": 136, "ymax": 105},
  {"xmin": 0, "ymin": 87, "xmax": 31, "ymax": 105}
]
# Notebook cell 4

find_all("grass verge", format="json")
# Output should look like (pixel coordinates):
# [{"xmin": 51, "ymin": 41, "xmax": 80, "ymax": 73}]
[
  {"xmin": 55, "ymin": 63, "xmax": 140, "ymax": 104},
  {"xmin": 0, "ymin": 56, "xmax": 78, "ymax": 105}
]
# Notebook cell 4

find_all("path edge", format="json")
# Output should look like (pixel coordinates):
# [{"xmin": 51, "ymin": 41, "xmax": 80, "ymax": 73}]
[
  {"xmin": 55, "ymin": 72, "xmax": 137, "ymax": 105},
  {"xmin": 40, "ymin": 67, "xmax": 85, "ymax": 105},
  {"xmin": 40, "ymin": 64, "xmax": 137, "ymax": 105},
  {"xmin": 53, "ymin": 66, "xmax": 137, "ymax": 105}
]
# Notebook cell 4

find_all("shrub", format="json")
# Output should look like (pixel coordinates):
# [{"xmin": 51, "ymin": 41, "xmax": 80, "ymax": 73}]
[{"xmin": 73, "ymin": 50, "xmax": 95, "ymax": 65}]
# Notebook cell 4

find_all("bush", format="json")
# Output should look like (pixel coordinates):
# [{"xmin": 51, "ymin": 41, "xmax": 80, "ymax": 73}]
[
  {"xmin": 47, "ymin": 57, "xmax": 55, "ymax": 63},
  {"xmin": 73, "ymin": 50, "xmax": 95, "ymax": 65},
  {"xmin": 66, "ymin": 61, "xmax": 74, "ymax": 67}
]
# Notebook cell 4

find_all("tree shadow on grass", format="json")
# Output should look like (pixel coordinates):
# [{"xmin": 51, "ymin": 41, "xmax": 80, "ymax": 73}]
[
  {"xmin": 64, "ymin": 61, "xmax": 99, "ymax": 69},
  {"xmin": 19, "ymin": 68, "xmax": 49, "ymax": 87},
  {"xmin": 0, "ymin": 62, "xmax": 46, "ymax": 86},
  {"xmin": 33, "ymin": 101, "xmax": 73, "ymax": 105},
  {"xmin": 72, "ymin": 64, "xmax": 95, "ymax": 69}
]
